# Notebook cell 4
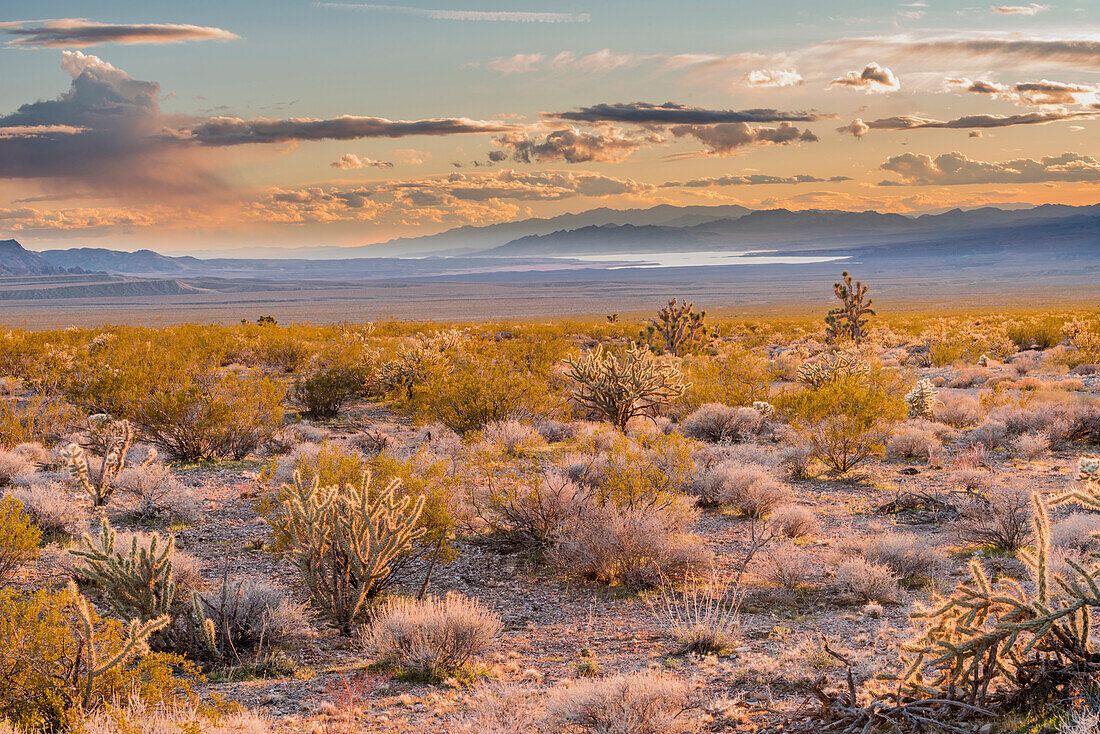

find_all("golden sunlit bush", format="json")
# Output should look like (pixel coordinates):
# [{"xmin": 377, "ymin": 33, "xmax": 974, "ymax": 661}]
[
  {"xmin": 0, "ymin": 496, "xmax": 39, "ymax": 584},
  {"xmin": 0, "ymin": 395, "xmax": 80, "ymax": 449},
  {"xmin": 672, "ymin": 347, "xmax": 770, "ymax": 419},
  {"xmin": 919, "ymin": 318, "xmax": 1016, "ymax": 366}
]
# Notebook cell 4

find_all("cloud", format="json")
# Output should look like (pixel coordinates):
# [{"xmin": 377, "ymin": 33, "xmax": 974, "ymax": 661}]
[
  {"xmin": 487, "ymin": 49, "xmax": 655, "ymax": 74},
  {"xmin": 879, "ymin": 151, "xmax": 1100, "ymax": 185},
  {"xmin": 487, "ymin": 53, "xmax": 546, "ymax": 74},
  {"xmin": 946, "ymin": 76, "xmax": 1096, "ymax": 105},
  {"xmin": 544, "ymin": 101, "xmax": 831, "ymax": 124},
  {"xmin": 818, "ymin": 34, "xmax": 1100, "ymax": 71},
  {"xmin": 743, "ymin": 69, "xmax": 803, "ymax": 87},
  {"xmin": 0, "ymin": 51, "xmax": 220, "ymax": 197},
  {"xmin": 330, "ymin": 153, "xmax": 393, "ymax": 169},
  {"xmin": 3, "ymin": 18, "xmax": 240, "ymax": 48},
  {"xmin": 669, "ymin": 121, "xmax": 818, "ymax": 155},
  {"xmin": 0, "ymin": 204, "xmax": 162, "ymax": 232},
  {"xmin": 314, "ymin": 3, "xmax": 590, "ymax": 22},
  {"xmin": 393, "ymin": 148, "xmax": 429, "ymax": 165},
  {"xmin": 660, "ymin": 174, "xmax": 850, "ymax": 188},
  {"xmin": 990, "ymin": 3, "xmax": 1048, "ymax": 14},
  {"xmin": 492, "ymin": 127, "xmax": 662, "ymax": 163},
  {"xmin": 839, "ymin": 110, "xmax": 1100, "ymax": 135},
  {"xmin": 829, "ymin": 62, "xmax": 900, "ymax": 93},
  {"xmin": 188, "ymin": 115, "xmax": 517, "ymax": 145}
]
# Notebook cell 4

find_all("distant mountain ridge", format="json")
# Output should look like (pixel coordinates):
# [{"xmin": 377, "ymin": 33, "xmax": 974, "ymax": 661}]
[{"xmin": 0, "ymin": 239, "xmax": 73, "ymax": 275}]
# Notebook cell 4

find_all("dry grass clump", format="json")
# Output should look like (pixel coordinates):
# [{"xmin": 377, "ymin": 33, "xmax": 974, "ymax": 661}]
[
  {"xmin": 549, "ymin": 498, "xmax": 712, "ymax": 588},
  {"xmin": 537, "ymin": 419, "xmax": 579, "ymax": 443},
  {"xmin": 949, "ymin": 367, "xmax": 990, "ymax": 388},
  {"xmin": 885, "ymin": 422, "xmax": 942, "ymax": 460},
  {"xmin": 835, "ymin": 557, "xmax": 901, "ymax": 603},
  {"xmin": 544, "ymin": 671, "xmax": 693, "ymax": 734},
  {"xmin": 58, "ymin": 700, "xmax": 270, "ymax": 734},
  {"xmin": 360, "ymin": 593, "xmax": 501, "ymax": 681},
  {"xmin": 289, "ymin": 422, "xmax": 331, "ymax": 444},
  {"xmin": 10, "ymin": 443, "xmax": 48, "ymax": 465},
  {"xmin": 196, "ymin": 579, "xmax": 312, "ymax": 654},
  {"xmin": 771, "ymin": 504, "xmax": 819, "ymax": 538},
  {"xmin": 933, "ymin": 393, "xmax": 983, "ymax": 428},
  {"xmin": 680, "ymin": 403, "xmax": 764, "ymax": 443},
  {"xmin": 651, "ymin": 575, "xmax": 740, "ymax": 654},
  {"xmin": 1012, "ymin": 431, "xmax": 1050, "ymax": 460},
  {"xmin": 858, "ymin": 532, "xmax": 946, "ymax": 588},
  {"xmin": 780, "ymin": 443, "xmax": 814, "ymax": 479},
  {"xmin": 114, "ymin": 464, "xmax": 200, "ymax": 524},
  {"xmin": 0, "ymin": 450, "xmax": 35, "ymax": 485},
  {"xmin": 480, "ymin": 419, "xmax": 546, "ymax": 455},
  {"xmin": 7, "ymin": 483, "xmax": 88, "ymax": 538},
  {"xmin": 690, "ymin": 460, "xmax": 788, "ymax": 518},
  {"xmin": 953, "ymin": 484, "xmax": 1034, "ymax": 552}
]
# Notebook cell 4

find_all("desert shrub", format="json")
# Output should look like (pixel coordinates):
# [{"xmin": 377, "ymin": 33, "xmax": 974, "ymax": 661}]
[
  {"xmin": 1067, "ymin": 405, "xmax": 1100, "ymax": 444},
  {"xmin": 953, "ymin": 484, "xmax": 1034, "ymax": 552},
  {"xmin": 680, "ymin": 403, "xmax": 764, "ymax": 443},
  {"xmin": 919, "ymin": 318, "xmax": 1015, "ymax": 366},
  {"xmin": 0, "ymin": 450, "xmax": 33, "ymax": 485},
  {"xmin": 771, "ymin": 504, "xmax": 819, "ymax": 537},
  {"xmin": 536, "ymin": 419, "xmax": 579, "ymax": 443},
  {"xmin": 346, "ymin": 425, "xmax": 395, "ymax": 456},
  {"xmin": 787, "ymin": 375, "xmax": 905, "ymax": 475},
  {"xmin": 0, "ymin": 495, "xmax": 39, "ymax": 584},
  {"xmin": 549, "ymin": 497, "xmax": 712, "ymax": 588},
  {"xmin": 780, "ymin": 443, "xmax": 814, "ymax": 479},
  {"xmin": 272, "ymin": 472, "xmax": 424, "ymax": 634},
  {"xmin": 835, "ymin": 557, "xmax": 900, "ymax": 602},
  {"xmin": 858, "ymin": 532, "xmax": 945, "ymax": 588},
  {"xmin": 11, "ymin": 442, "xmax": 47, "ymax": 464},
  {"xmin": 194, "ymin": 580, "xmax": 310, "ymax": 659},
  {"xmin": 994, "ymin": 402, "xmax": 1074, "ymax": 441},
  {"xmin": 53, "ymin": 700, "xmax": 270, "ymax": 734},
  {"xmin": 762, "ymin": 542, "xmax": 815, "ymax": 592},
  {"xmin": 544, "ymin": 671, "xmax": 692, "ymax": 734},
  {"xmin": 596, "ymin": 433, "xmax": 696, "ymax": 509},
  {"xmin": 292, "ymin": 366, "xmax": 365, "ymax": 419},
  {"xmin": 933, "ymin": 392, "xmax": 983, "ymax": 428},
  {"xmin": 0, "ymin": 583, "xmax": 183, "ymax": 731},
  {"xmin": 0, "ymin": 395, "xmax": 80, "ymax": 449},
  {"xmin": 690, "ymin": 460, "xmax": 788, "ymax": 518},
  {"xmin": 8, "ymin": 483, "xmax": 88, "ymax": 538},
  {"xmin": 132, "ymin": 369, "xmax": 284, "ymax": 461},
  {"xmin": 650, "ymin": 575, "xmax": 740, "ymax": 654},
  {"xmin": 360, "ymin": 593, "xmax": 500, "ymax": 681},
  {"xmin": 467, "ymin": 472, "xmax": 591, "ymax": 555},
  {"xmin": 962, "ymin": 418, "xmax": 1008, "ymax": 449},
  {"xmin": 885, "ymin": 422, "xmax": 942, "ymax": 460},
  {"xmin": 479, "ymin": 419, "xmax": 546, "ymax": 456},
  {"xmin": 115, "ymin": 464, "xmax": 200, "ymax": 525},
  {"xmin": 565, "ymin": 344, "xmax": 686, "ymax": 431},
  {"xmin": 1051, "ymin": 513, "xmax": 1100, "ymax": 554},
  {"xmin": 673, "ymin": 347, "xmax": 770, "ymax": 418},
  {"xmin": 1007, "ymin": 317, "xmax": 1065, "ymax": 351},
  {"xmin": 949, "ymin": 367, "xmax": 991, "ymax": 388},
  {"xmin": 1012, "ymin": 431, "xmax": 1050, "ymax": 459}
]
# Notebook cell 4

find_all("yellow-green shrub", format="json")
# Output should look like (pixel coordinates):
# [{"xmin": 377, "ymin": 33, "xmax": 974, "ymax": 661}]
[
  {"xmin": 0, "ymin": 395, "xmax": 80, "ymax": 449},
  {"xmin": 672, "ymin": 347, "xmax": 770, "ymax": 419},
  {"xmin": 597, "ymin": 433, "xmax": 696, "ymax": 509},
  {"xmin": 0, "ymin": 496, "xmax": 39, "ymax": 584}
]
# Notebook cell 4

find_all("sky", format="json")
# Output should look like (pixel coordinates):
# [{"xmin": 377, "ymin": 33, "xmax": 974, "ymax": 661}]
[{"xmin": 0, "ymin": 0, "xmax": 1098, "ymax": 253}]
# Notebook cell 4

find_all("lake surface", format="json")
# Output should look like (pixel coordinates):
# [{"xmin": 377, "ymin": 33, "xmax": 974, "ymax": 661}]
[{"xmin": 558, "ymin": 250, "xmax": 849, "ymax": 269}]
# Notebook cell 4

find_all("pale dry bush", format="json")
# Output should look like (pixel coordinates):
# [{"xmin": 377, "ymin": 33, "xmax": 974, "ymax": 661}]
[
  {"xmin": 690, "ymin": 460, "xmax": 788, "ymax": 518},
  {"xmin": 346, "ymin": 424, "xmax": 397, "ymax": 456},
  {"xmin": 933, "ymin": 393, "xmax": 983, "ymax": 428},
  {"xmin": 651, "ymin": 574, "xmax": 740, "ymax": 654},
  {"xmin": 1010, "ymin": 350, "xmax": 1044, "ymax": 375},
  {"xmin": 994, "ymin": 402, "xmax": 1073, "ymax": 443},
  {"xmin": 573, "ymin": 421, "xmax": 621, "ymax": 453},
  {"xmin": 289, "ymin": 422, "xmax": 331, "ymax": 444},
  {"xmin": 771, "ymin": 504, "xmax": 819, "ymax": 538},
  {"xmin": 7, "ymin": 482, "xmax": 88, "ymax": 537},
  {"xmin": 0, "ymin": 449, "xmax": 34, "ymax": 484},
  {"xmin": 11, "ymin": 442, "xmax": 48, "ymax": 464},
  {"xmin": 360, "ymin": 593, "xmax": 501, "ymax": 680},
  {"xmin": 858, "ymin": 532, "xmax": 946, "ymax": 588},
  {"xmin": 949, "ymin": 367, "xmax": 990, "ymax": 388},
  {"xmin": 680, "ymin": 403, "xmax": 764, "ymax": 443},
  {"xmin": 454, "ymin": 685, "xmax": 543, "ymax": 734},
  {"xmin": 835, "ymin": 557, "xmax": 901, "ymax": 603},
  {"xmin": 1060, "ymin": 710, "xmax": 1100, "ymax": 734},
  {"xmin": 549, "ymin": 498, "xmax": 712, "ymax": 588},
  {"xmin": 271, "ymin": 441, "xmax": 324, "ymax": 487},
  {"xmin": 115, "ymin": 464, "xmax": 200, "ymax": 524},
  {"xmin": 197, "ymin": 579, "xmax": 312, "ymax": 651},
  {"xmin": 953, "ymin": 484, "xmax": 1034, "ymax": 552},
  {"xmin": 416, "ymin": 423, "xmax": 464, "ymax": 458},
  {"xmin": 544, "ymin": 671, "xmax": 694, "ymax": 734},
  {"xmin": 1051, "ymin": 513, "xmax": 1100, "ymax": 554},
  {"xmin": 537, "ymin": 419, "xmax": 579, "ymax": 443},
  {"xmin": 885, "ymin": 423, "xmax": 942, "ymax": 460},
  {"xmin": 762, "ymin": 542, "xmax": 815, "ymax": 592},
  {"xmin": 1012, "ymin": 431, "xmax": 1050, "ymax": 460},
  {"xmin": 480, "ymin": 419, "xmax": 545, "ymax": 455},
  {"xmin": 780, "ymin": 443, "xmax": 814, "ymax": 479},
  {"xmin": 466, "ymin": 471, "xmax": 591, "ymax": 553},
  {"xmin": 950, "ymin": 469, "xmax": 994, "ymax": 494},
  {"xmin": 963, "ymin": 419, "xmax": 1008, "ymax": 449},
  {"xmin": 694, "ymin": 442, "xmax": 780, "ymax": 470}
]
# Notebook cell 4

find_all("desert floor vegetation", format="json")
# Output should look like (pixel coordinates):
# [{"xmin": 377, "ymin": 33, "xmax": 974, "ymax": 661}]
[{"xmin": 2, "ymin": 295, "xmax": 1100, "ymax": 732}]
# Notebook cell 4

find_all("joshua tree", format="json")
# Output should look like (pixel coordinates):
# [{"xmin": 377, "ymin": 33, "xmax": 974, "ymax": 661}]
[
  {"xmin": 825, "ymin": 272, "xmax": 875, "ymax": 345},
  {"xmin": 564, "ymin": 344, "xmax": 687, "ymax": 431},
  {"xmin": 642, "ymin": 299, "xmax": 713, "ymax": 356}
]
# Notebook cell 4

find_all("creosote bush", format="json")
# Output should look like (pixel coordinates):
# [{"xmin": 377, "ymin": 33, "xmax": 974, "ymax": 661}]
[{"xmin": 0, "ymin": 495, "xmax": 40, "ymax": 584}]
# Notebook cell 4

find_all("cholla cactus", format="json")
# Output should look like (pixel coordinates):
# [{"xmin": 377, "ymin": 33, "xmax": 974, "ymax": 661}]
[
  {"xmin": 752, "ymin": 401, "xmax": 776, "ymax": 419},
  {"xmin": 904, "ymin": 379, "xmax": 938, "ymax": 420},
  {"xmin": 70, "ymin": 580, "xmax": 169, "ymax": 708},
  {"xmin": 564, "ymin": 344, "xmax": 688, "ymax": 431},
  {"xmin": 795, "ymin": 350, "xmax": 870, "ymax": 388},
  {"xmin": 825, "ymin": 272, "xmax": 875, "ymax": 345},
  {"xmin": 273, "ymin": 471, "xmax": 425, "ymax": 635},
  {"xmin": 71, "ymin": 518, "xmax": 176, "ymax": 622},
  {"xmin": 62, "ymin": 418, "xmax": 155, "ymax": 507},
  {"xmin": 641, "ymin": 299, "xmax": 714, "ymax": 356},
  {"xmin": 376, "ymin": 329, "xmax": 466, "ymax": 392}
]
